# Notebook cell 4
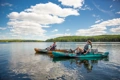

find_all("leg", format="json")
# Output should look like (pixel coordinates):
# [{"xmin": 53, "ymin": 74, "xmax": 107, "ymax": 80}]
[
  {"xmin": 75, "ymin": 46, "xmax": 84, "ymax": 54},
  {"xmin": 76, "ymin": 46, "xmax": 84, "ymax": 52}
]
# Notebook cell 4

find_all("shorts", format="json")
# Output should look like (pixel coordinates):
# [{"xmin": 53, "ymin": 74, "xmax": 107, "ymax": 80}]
[
  {"xmin": 76, "ymin": 50, "xmax": 87, "ymax": 55},
  {"xmin": 83, "ymin": 49, "xmax": 86, "ymax": 53}
]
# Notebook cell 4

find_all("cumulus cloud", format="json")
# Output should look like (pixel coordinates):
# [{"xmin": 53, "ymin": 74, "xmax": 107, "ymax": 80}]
[
  {"xmin": 1, "ymin": 3, "xmax": 12, "ymax": 7},
  {"xmin": 54, "ymin": 33, "xmax": 71, "ymax": 37},
  {"xmin": 0, "ymin": 27, "xmax": 7, "ymax": 30},
  {"xmin": 7, "ymin": 2, "xmax": 79, "ymax": 38},
  {"xmin": 76, "ymin": 18, "xmax": 120, "ymax": 36},
  {"xmin": 24, "ymin": 2, "xmax": 79, "ymax": 17},
  {"xmin": 58, "ymin": 0, "xmax": 84, "ymax": 8},
  {"xmin": 51, "ymin": 29, "xmax": 58, "ymax": 32},
  {"xmin": 47, "ymin": 33, "xmax": 71, "ymax": 39},
  {"xmin": 116, "ymin": 11, "xmax": 120, "ymax": 14},
  {"xmin": 110, "ymin": 26, "xmax": 120, "ymax": 32}
]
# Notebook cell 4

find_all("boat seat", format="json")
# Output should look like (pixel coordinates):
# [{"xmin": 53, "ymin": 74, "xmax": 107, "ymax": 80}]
[{"xmin": 91, "ymin": 49, "xmax": 98, "ymax": 54}]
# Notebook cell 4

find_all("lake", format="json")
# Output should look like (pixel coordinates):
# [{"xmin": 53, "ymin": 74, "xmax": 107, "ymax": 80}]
[{"xmin": 0, "ymin": 42, "xmax": 120, "ymax": 80}]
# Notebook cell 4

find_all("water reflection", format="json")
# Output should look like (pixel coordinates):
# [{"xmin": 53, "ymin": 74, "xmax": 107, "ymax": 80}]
[
  {"xmin": 0, "ymin": 42, "xmax": 120, "ymax": 80},
  {"xmin": 35, "ymin": 52, "xmax": 109, "ymax": 73},
  {"xmin": 35, "ymin": 52, "xmax": 53, "ymax": 58},
  {"xmin": 54, "ymin": 57, "xmax": 109, "ymax": 72}
]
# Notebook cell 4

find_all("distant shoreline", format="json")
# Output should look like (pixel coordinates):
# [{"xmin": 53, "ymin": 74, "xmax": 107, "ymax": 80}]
[
  {"xmin": 46, "ymin": 35, "xmax": 120, "ymax": 42},
  {"xmin": 0, "ymin": 40, "xmax": 43, "ymax": 42},
  {"xmin": 0, "ymin": 35, "xmax": 120, "ymax": 42}
]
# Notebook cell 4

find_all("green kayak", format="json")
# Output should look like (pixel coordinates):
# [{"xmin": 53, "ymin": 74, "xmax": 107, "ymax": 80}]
[{"xmin": 52, "ymin": 51, "xmax": 109, "ymax": 58}]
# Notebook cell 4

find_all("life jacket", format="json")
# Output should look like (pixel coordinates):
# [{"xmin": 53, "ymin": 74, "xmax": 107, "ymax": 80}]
[{"xmin": 50, "ymin": 44, "xmax": 56, "ymax": 50}]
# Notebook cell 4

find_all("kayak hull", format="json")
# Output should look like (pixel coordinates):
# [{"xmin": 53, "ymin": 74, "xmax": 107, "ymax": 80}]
[
  {"xmin": 34, "ymin": 48, "xmax": 49, "ymax": 53},
  {"xmin": 34, "ymin": 48, "xmax": 67, "ymax": 54},
  {"xmin": 52, "ymin": 51, "xmax": 109, "ymax": 58}
]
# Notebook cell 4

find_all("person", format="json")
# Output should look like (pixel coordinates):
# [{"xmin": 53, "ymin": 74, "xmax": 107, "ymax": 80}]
[
  {"xmin": 74, "ymin": 40, "xmax": 92, "ymax": 55},
  {"xmin": 46, "ymin": 42, "xmax": 57, "ymax": 51}
]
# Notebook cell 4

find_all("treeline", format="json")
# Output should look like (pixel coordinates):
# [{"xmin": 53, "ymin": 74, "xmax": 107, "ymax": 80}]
[
  {"xmin": 46, "ymin": 35, "xmax": 120, "ymax": 42},
  {"xmin": 0, "ymin": 39, "xmax": 43, "ymax": 42}
]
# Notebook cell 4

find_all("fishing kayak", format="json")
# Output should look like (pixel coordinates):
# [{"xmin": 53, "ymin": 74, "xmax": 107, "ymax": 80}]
[
  {"xmin": 34, "ymin": 48, "xmax": 68, "ymax": 54},
  {"xmin": 52, "ymin": 51, "xmax": 109, "ymax": 58}
]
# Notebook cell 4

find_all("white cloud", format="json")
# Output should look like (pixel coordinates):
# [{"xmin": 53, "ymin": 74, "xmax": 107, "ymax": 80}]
[
  {"xmin": 8, "ymin": 12, "xmax": 64, "ymax": 25},
  {"xmin": 54, "ymin": 33, "xmax": 71, "ymax": 37},
  {"xmin": 95, "ymin": 19, "xmax": 103, "ymax": 23},
  {"xmin": 1, "ymin": 3, "xmax": 12, "ymax": 7},
  {"xmin": 81, "ymin": 5, "xmax": 92, "ymax": 10},
  {"xmin": 24, "ymin": 2, "xmax": 79, "ymax": 17},
  {"xmin": 0, "ymin": 27, "xmax": 7, "ymax": 30},
  {"xmin": 7, "ymin": 2, "xmax": 79, "ymax": 38},
  {"xmin": 66, "ymin": 29, "xmax": 70, "ymax": 31},
  {"xmin": 58, "ymin": 0, "xmax": 84, "ymax": 8},
  {"xmin": 116, "ymin": 11, "xmax": 120, "ymax": 14},
  {"xmin": 110, "ymin": 5, "xmax": 112, "ymax": 8},
  {"xmin": 110, "ymin": 26, "xmax": 120, "ymax": 32},
  {"xmin": 76, "ymin": 18, "xmax": 120, "ymax": 36},
  {"xmin": 8, "ymin": 21, "xmax": 46, "ymax": 36},
  {"xmin": 40, "ymin": 33, "xmax": 71, "ymax": 40},
  {"xmin": 51, "ymin": 29, "xmax": 58, "ymax": 32}
]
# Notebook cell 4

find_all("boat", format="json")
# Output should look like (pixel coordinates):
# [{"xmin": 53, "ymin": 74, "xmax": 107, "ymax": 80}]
[
  {"xmin": 52, "ymin": 51, "xmax": 109, "ymax": 58},
  {"xmin": 34, "ymin": 48, "xmax": 49, "ymax": 53},
  {"xmin": 34, "ymin": 48, "xmax": 68, "ymax": 54}
]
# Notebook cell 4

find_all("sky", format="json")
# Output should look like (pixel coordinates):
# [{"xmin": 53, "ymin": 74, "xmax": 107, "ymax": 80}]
[{"xmin": 0, "ymin": 0, "xmax": 120, "ymax": 40}]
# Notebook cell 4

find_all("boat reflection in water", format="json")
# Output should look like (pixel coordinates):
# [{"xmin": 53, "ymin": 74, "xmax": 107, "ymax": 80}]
[
  {"xmin": 35, "ymin": 52, "xmax": 109, "ymax": 73},
  {"xmin": 35, "ymin": 52, "xmax": 54, "ymax": 58},
  {"xmin": 52, "ymin": 57, "xmax": 109, "ymax": 73}
]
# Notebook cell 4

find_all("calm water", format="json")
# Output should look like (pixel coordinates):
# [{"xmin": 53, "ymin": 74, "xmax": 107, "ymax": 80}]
[{"xmin": 0, "ymin": 42, "xmax": 120, "ymax": 80}]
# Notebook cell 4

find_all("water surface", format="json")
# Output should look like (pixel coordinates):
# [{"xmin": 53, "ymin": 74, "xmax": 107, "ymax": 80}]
[{"xmin": 0, "ymin": 42, "xmax": 120, "ymax": 80}]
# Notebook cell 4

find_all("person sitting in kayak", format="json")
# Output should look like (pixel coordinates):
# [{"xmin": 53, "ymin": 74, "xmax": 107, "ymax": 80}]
[
  {"xmin": 46, "ymin": 42, "xmax": 57, "ymax": 51},
  {"xmin": 74, "ymin": 40, "xmax": 92, "ymax": 55}
]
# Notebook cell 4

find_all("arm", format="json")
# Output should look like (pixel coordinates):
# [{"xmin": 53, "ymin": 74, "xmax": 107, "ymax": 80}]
[{"xmin": 84, "ymin": 49, "xmax": 90, "ymax": 54}]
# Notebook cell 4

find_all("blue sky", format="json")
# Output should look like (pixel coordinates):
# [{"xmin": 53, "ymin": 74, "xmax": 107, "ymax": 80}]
[{"xmin": 0, "ymin": 0, "xmax": 120, "ymax": 40}]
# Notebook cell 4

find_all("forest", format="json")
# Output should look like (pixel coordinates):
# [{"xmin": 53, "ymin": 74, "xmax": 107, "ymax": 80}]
[
  {"xmin": 0, "ymin": 35, "xmax": 120, "ymax": 42},
  {"xmin": 0, "ymin": 39, "xmax": 43, "ymax": 42},
  {"xmin": 46, "ymin": 35, "xmax": 120, "ymax": 42}
]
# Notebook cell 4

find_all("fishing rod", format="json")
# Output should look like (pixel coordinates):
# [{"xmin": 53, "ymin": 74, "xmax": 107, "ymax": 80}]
[
  {"xmin": 96, "ymin": 40, "xmax": 101, "ymax": 49},
  {"xmin": 93, "ymin": 40, "xmax": 101, "ymax": 53}
]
